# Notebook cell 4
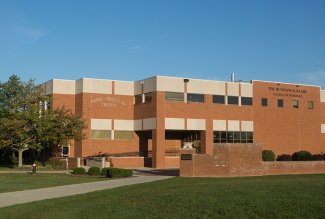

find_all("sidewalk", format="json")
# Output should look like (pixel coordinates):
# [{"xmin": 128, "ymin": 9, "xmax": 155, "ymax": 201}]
[{"xmin": 0, "ymin": 173, "xmax": 173, "ymax": 208}]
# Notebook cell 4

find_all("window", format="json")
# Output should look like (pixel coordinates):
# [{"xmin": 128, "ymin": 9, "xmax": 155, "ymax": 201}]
[
  {"xmin": 62, "ymin": 146, "xmax": 69, "ymax": 157},
  {"xmin": 144, "ymin": 92, "xmax": 153, "ymax": 103},
  {"xmin": 278, "ymin": 99, "xmax": 284, "ymax": 108},
  {"xmin": 241, "ymin": 97, "xmax": 252, "ymax": 106},
  {"xmin": 293, "ymin": 100, "xmax": 299, "ymax": 108},
  {"xmin": 308, "ymin": 101, "xmax": 314, "ymax": 109},
  {"xmin": 91, "ymin": 130, "xmax": 111, "ymax": 139},
  {"xmin": 212, "ymin": 95, "xmax": 225, "ymax": 104},
  {"xmin": 261, "ymin": 98, "xmax": 268, "ymax": 107},
  {"xmin": 234, "ymin": 132, "xmax": 241, "ymax": 143},
  {"xmin": 187, "ymin": 93, "xmax": 204, "ymax": 103},
  {"xmin": 247, "ymin": 132, "xmax": 253, "ymax": 143},
  {"xmin": 135, "ymin": 94, "xmax": 142, "ymax": 104},
  {"xmin": 114, "ymin": 131, "xmax": 133, "ymax": 140},
  {"xmin": 213, "ymin": 131, "xmax": 253, "ymax": 143},
  {"xmin": 165, "ymin": 92, "xmax": 184, "ymax": 102},
  {"xmin": 228, "ymin": 96, "xmax": 239, "ymax": 105}
]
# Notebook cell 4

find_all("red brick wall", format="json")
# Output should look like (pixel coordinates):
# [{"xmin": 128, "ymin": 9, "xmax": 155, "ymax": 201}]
[
  {"xmin": 180, "ymin": 144, "xmax": 325, "ymax": 177},
  {"xmin": 263, "ymin": 161, "xmax": 325, "ymax": 175}
]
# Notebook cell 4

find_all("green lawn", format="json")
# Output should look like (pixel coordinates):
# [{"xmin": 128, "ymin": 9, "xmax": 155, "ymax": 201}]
[
  {"xmin": 1, "ymin": 174, "xmax": 325, "ymax": 218},
  {"xmin": 0, "ymin": 173, "xmax": 107, "ymax": 193}
]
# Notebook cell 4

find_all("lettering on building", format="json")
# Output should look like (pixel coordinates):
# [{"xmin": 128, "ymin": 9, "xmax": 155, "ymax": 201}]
[{"xmin": 268, "ymin": 86, "xmax": 307, "ymax": 98}]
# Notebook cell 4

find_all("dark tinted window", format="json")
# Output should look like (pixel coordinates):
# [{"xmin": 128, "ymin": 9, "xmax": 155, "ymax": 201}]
[
  {"xmin": 228, "ymin": 96, "xmax": 239, "ymax": 105},
  {"xmin": 187, "ymin": 93, "xmax": 204, "ymax": 103},
  {"xmin": 165, "ymin": 92, "xmax": 184, "ymax": 102},
  {"xmin": 144, "ymin": 92, "xmax": 153, "ymax": 103},
  {"xmin": 135, "ymin": 94, "xmax": 142, "ymax": 104},
  {"xmin": 213, "ymin": 131, "xmax": 253, "ymax": 144},
  {"xmin": 241, "ymin": 97, "xmax": 252, "ymax": 106},
  {"xmin": 278, "ymin": 99, "xmax": 284, "ymax": 108},
  {"xmin": 212, "ymin": 95, "xmax": 225, "ymax": 104},
  {"xmin": 261, "ymin": 98, "xmax": 268, "ymax": 106}
]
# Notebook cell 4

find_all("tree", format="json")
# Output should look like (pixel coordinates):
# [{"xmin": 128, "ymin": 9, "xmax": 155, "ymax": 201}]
[{"xmin": 0, "ymin": 75, "xmax": 85, "ymax": 167}]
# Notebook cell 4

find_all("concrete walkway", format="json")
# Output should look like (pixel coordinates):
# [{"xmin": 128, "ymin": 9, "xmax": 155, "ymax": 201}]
[{"xmin": 0, "ymin": 174, "xmax": 174, "ymax": 208}]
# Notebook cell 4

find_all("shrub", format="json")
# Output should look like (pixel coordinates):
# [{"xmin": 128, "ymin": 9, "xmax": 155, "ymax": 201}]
[
  {"xmin": 276, "ymin": 154, "xmax": 292, "ymax": 161},
  {"xmin": 107, "ymin": 168, "xmax": 133, "ymax": 178},
  {"xmin": 44, "ymin": 158, "xmax": 63, "ymax": 169},
  {"xmin": 312, "ymin": 154, "xmax": 325, "ymax": 161},
  {"xmin": 124, "ymin": 169, "xmax": 133, "ymax": 177},
  {"xmin": 100, "ymin": 167, "xmax": 110, "ymax": 176},
  {"xmin": 72, "ymin": 167, "xmax": 86, "ymax": 175},
  {"xmin": 88, "ymin": 167, "xmax": 100, "ymax": 176},
  {"xmin": 262, "ymin": 150, "xmax": 275, "ymax": 161},
  {"xmin": 292, "ymin": 151, "xmax": 312, "ymax": 161}
]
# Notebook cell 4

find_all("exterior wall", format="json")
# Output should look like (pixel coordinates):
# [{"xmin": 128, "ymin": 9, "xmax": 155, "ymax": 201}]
[
  {"xmin": 45, "ymin": 76, "xmax": 325, "ymax": 169},
  {"xmin": 253, "ymin": 81, "xmax": 325, "ymax": 155},
  {"xmin": 180, "ymin": 144, "xmax": 325, "ymax": 177},
  {"xmin": 264, "ymin": 161, "xmax": 325, "ymax": 175}
]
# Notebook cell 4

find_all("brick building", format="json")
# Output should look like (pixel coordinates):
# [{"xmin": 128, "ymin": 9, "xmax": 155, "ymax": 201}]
[{"xmin": 41, "ymin": 76, "xmax": 325, "ymax": 168}]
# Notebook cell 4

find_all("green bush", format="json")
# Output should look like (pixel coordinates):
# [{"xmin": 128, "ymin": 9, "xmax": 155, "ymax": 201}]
[
  {"xmin": 276, "ymin": 154, "xmax": 292, "ymax": 161},
  {"xmin": 124, "ymin": 169, "xmax": 133, "ymax": 177},
  {"xmin": 262, "ymin": 150, "xmax": 275, "ymax": 161},
  {"xmin": 44, "ymin": 158, "xmax": 63, "ymax": 169},
  {"xmin": 88, "ymin": 167, "xmax": 100, "ymax": 176},
  {"xmin": 72, "ymin": 167, "xmax": 86, "ymax": 175},
  {"xmin": 312, "ymin": 154, "xmax": 325, "ymax": 161},
  {"xmin": 100, "ymin": 167, "xmax": 110, "ymax": 176},
  {"xmin": 292, "ymin": 151, "xmax": 312, "ymax": 161},
  {"xmin": 107, "ymin": 168, "xmax": 133, "ymax": 178}
]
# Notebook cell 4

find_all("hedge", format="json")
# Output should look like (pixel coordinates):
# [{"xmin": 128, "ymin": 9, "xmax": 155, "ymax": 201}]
[
  {"xmin": 88, "ymin": 167, "xmax": 100, "ymax": 176},
  {"xmin": 276, "ymin": 154, "xmax": 292, "ymax": 161},
  {"xmin": 107, "ymin": 168, "xmax": 133, "ymax": 178},
  {"xmin": 72, "ymin": 167, "xmax": 86, "ymax": 175},
  {"xmin": 101, "ymin": 167, "xmax": 110, "ymax": 176},
  {"xmin": 262, "ymin": 150, "xmax": 275, "ymax": 161},
  {"xmin": 292, "ymin": 151, "xmax": 312, "ymax": 161}
]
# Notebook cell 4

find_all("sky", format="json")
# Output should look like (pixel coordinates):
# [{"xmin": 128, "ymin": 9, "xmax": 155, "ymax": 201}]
[{"xmin": 0, "ymin": 0, "xmax": 325, "ymax": 88}]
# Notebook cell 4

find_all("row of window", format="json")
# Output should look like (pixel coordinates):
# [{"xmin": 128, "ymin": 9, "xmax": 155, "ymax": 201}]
[
  {"xmin": 91, "ymin": 130, "xmax": 133, "ymax": 140},
  {"xmin": 165, "ymin": 92, "xmax": 253, "ymax": 105},
  {"xmin": 213, "ymin": 131, "xmax": 254, "ymax": 143},
  {"xmin": 261, "ymin": 98, "xmax": 314, "ymax": 109}
]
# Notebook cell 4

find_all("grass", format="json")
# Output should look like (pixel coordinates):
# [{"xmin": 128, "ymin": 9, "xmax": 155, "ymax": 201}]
[
  {"xmin": 1, "ymin": 174, "xmax": 325, "ymax": 218},
  {"xmin": 0, "ymin": 173, "xmax": 107, "ymax": 193}
]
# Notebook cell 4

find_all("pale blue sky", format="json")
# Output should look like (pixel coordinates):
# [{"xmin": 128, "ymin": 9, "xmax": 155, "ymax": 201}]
[{"xmin": 1, "ymin": 0, "xmax": 325, "ymax": 87}]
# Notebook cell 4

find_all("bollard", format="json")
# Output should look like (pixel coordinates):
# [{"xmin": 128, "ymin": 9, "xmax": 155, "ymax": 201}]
[{"xmin": 32, "ymin": 162, "xmax": 37, "ymax": 175}]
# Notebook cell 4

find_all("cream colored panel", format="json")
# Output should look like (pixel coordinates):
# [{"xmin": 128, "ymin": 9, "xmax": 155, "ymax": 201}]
[
  {"xmin": 81, "ymin": 78, "xmax": 93, "ymax": 93},
  {"xmin": 91, "ymin": 119, "xmax": 112, "ymax": 130},
  {"xmin": 227, "ymin": 82, "xmax": 239, "ymax": 96},
  {"xmin": 44, "ymin": 81, "xmax": 53, "ymax": 95},
  {"xmin": 143, "ymin": 118, "xmax": 156, "ymax": 130},
  {"xmin": 91, "ymin": 79, "xmax": 112, "ymax": 94},
  {"xmin": 75, "ymin": 79, "xmax": 83, "ymax": 94},
  {"xmin": 134, "ymin": 119, "xmax": 142, "ymax": 131},
  {"xmin": 187, "ymin": 79, "xmax": 226, "ymax": 95},
  {"xmin": 213, "ymin": 120, "xmax": 226, "ymax": 131},
  {"xmin": 114, "ymin": 120, "xmax": 134, "ymax": 131},
  {"xmin": 134, "ymin": 81, "xmax": 142, "ymax": 95},
  {"xmin": 115, "ymin": 81, "xmax": 134, "ymax": 95},
  {"xmin": 165, "ymin": 118, "xmax": 185, "ymax": 130},
  {"xmin": 156, "ymin": 77, "xmax": 184, "ymax": 92},
  {"xmin": 241, "ymin": 83, "xmax": 253, "ymax": 97},
  {"xmin": 321, "ymin": 90, "xmax": 325, "ymax": 103},
  {"xmin": 241, "ymin": 121, "xmax": 254, "ymax": 131},
  {"xmin": 187, "ymin": 119, "xmax": 206, "ymax": 130},
  {"xmin": 321, "ymin": 124, "xmax": 325, "ymax": 134},
  {"xmin": 228, "ymin": 120, "xmax": 240, "ymax": 131},
  {"xmin": 143, "ymin": 77, "xmax": 157, "ymax": 93},
  {"xmin": 52, "ymin": 80, "xmax": 76, "ymax": 95}
]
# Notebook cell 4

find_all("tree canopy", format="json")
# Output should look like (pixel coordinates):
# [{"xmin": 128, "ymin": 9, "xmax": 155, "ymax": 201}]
[{"xmin": 0, "ymin": 75, "xmax": 85, "ymax": 158}]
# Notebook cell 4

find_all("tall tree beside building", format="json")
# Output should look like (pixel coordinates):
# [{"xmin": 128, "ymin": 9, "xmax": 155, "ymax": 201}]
[{"xmin": 0, "ymin": 75, "xmax": 85, "ymax": 166}]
